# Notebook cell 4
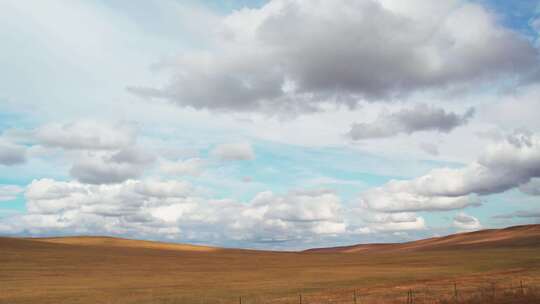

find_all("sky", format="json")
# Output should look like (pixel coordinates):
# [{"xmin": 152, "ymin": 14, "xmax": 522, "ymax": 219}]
[{"xmin": 0, "ymin": 0, "xmax": 540, "ymax": 250}]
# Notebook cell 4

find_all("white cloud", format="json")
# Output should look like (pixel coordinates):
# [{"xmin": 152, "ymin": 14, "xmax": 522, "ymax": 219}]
[
  {"xmin": 35, "ymin": 121, "xmax": 137, "ymax": 150},
  {"xmin": 132, "ymin": 180, "xmax": 192, "ymax": 198},
  {"xmin": 211, "ymin": 142, "xmax": 255, "ymax": 161},
  {"xmin": 357, "ymin": 212, "xmax": 426, "ymax": 232},
  {"xmin": 360, "ymin": 130, "xmax": 540, "ymax": 212},
  {"xmin": 360, "ymin": 186, "xmax": 478, "ymax": 212},
  {"xmin": 453, "ymin": 212, "xmax": 481, "ymax": 230},
  {"xmin": 160, "ymin": 158, "xmax": 204, "ymax": 176},
  {"xmin": 130, "ymin": 0, "xmax": 538, "ymax": 114},
  {"xmin": 1, "ymin": 179, "xmax": 346, "ymax": 245},
  {"xmin": 0, "ymin": 185, "xmax": 24, "ymax": 202}
]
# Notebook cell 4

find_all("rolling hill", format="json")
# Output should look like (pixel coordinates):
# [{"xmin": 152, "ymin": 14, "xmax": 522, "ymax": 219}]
[
  {"xmin": 1, "ymin": 225, "xmax": 540, "ymax": 304},
  {"xmin": 304, "ymin": 224, "xmax": 540, "ymax": 253}
]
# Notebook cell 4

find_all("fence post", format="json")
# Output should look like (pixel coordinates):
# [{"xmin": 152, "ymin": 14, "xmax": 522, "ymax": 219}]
[
  {"xmin": 299, "ymin": 293, "xmax": 302, "ymax": 304},
  {"xmin": 521, "ymin": 280, "xmax": 524, "ymax": 295},
  {"xmin": 239, "ymin": 296, "xmax": 242, "ymax": 304},
  {"xmin": 407, "ymin": 289, "xmax": 414, "ymax": 304},
  {"xmin": 454, "ymin": 282, "xmax": 458, "ymax": 301},
  {"xmin": 354, "ymin": 290, "xmax": 357, "ymax": 304},
  {"xmin": 491, "ymin": 282, "xmax": 496, "ymax": 300}
]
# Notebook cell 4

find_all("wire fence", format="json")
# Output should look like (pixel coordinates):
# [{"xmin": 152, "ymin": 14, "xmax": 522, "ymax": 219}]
[{"xmin": 194, "ymin": 279, "xmax": 540, "ymax": 304}]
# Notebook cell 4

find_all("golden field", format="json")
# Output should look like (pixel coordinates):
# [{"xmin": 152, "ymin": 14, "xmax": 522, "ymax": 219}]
[{"xmin": 1, "ymin": 225, "xmax": 540, "ymax": 304}]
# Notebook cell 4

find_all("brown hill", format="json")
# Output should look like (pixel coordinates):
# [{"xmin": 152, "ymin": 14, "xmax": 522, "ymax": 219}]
[
  {"xmin": 1, "ymin": 224, "xmax": 540, "ymax": 304},
  {"xmin": 304, "ymin": 224, "xmax": 540, "ymax": 253},
  {"xmin": 30, "ymin": 235, "xmax": 221, "ymax": 252}
]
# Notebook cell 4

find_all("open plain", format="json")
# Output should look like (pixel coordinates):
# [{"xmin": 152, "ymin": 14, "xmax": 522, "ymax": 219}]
[{"xmin": 1, "ymin": 225, "xmax": 540, "ymax": 304}]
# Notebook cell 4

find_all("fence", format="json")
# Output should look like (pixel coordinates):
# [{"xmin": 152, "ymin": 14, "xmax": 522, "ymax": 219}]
[{"xmin": 226, "ymin": 280, "xmax": 538, "ymax": 304}]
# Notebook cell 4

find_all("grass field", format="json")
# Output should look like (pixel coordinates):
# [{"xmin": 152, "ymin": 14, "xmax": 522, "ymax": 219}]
[{"xmin": 1, "ymin": 225, "xmax": 540, "ymax": 303}]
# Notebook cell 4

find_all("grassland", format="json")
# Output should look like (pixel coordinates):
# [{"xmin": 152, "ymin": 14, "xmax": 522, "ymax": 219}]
[{"xmin": 1, "ymin": 225, "xmax": 540, "ymax": 303}]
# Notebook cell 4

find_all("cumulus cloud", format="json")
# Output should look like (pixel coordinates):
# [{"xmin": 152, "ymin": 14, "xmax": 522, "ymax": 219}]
[
  {"xmin": 160, "ymin": 158, "xmax": 205, "ymax": 176},
  {"xmin": 360, "ymin": 130, "xmax": 540, "ymax": 212},
  {"xmin": 348, "ymin": 105, "xmax": 474, "ymax": 140},
  {"xmin": 0, "ymin": 141, "xmax": 26, "ymax": 166},
  {"xmin": 358, "ymin": 212, "xmax": 426, "ymax": 232},
  {"xmin": 211, "ymin": 142, "xmax": 255, "ymax": 161},
  {"xmin": 0, "ymin": 185, "xmax": 24, "ymax": 202},
  {"xmin": 35, "ymin": 121, "xmax": 137, "ymax": 150},
  {"xmin": 453, "ymin": 212, "xmax": 481, "ymax": 230},
  {"xmin": 129, "ymin": 0, "xmax": 538, "ymax": 114},
  {"xmin": 0, "ymin": 179, "xmax": 346, "ymax": 244},
  {"xmin": 70, "ymin": 148, "xmax": 155, "ymax": 184},
  {"xmin": 360, "ymin": 186, "xmax": 478, "ymax": 212}
]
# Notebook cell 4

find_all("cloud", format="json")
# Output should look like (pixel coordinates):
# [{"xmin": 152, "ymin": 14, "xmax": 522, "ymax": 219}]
[
  {"xmin": 360, "ymin": 130, "xmax": 540, "ymax": 212},
  {"xmin": 129, "ymin": 0, "xmax": 538, "ymax": 114},
  {"xmin": 0, "ymin": 185, "xmax": 24, "ymax": 202},
  {"xmin": 211, "ymin": 142, "xmax": 255, "ymax": 161},
  {"xmin": 493, "ymin": 210, "xmax": 540, "ymax": 219},
  {"xmin": 132, "ymin": 180, "xmax": 192, "ymax": 198},
  {"xmin": 160, "ymin": 158, "xmax": 205, "ymax": 176},
  {"xmin": 0, "ymin": 141, "xmax": 26, "ymax": 166},
  {"xmin": 519, "ymin": 178, "xmax": 540, "ymax": 196},
  {"xmin": 1, "ymin": 179, "xmax": 346, "ymax": 245},
  {"xmin": 530, "ymin": 17, "xmax": 540, "ymax": 37},
  {"xmin": 70, "ymin": 148, "xmax": 155, "ymax": 184},
  {"xmin": 35, "ymin": 121, "xmax": 137, "ymax": 150},
  {"xmin": 360, "ymin": 186, "xmax": 478, "ymax": 212},
  {"xmin": 359, "ymin": 212, "xmax": 427, "ymax": 232},
  {"xmin": 419, "ymin": 142, "xmax": 439, "ymax": 156},
  {"xmin": 453, "ymin": 212, "xmax": 481, "ymax": 230},
  {"xmin": 348, "ymin": 105, "xmax": 474, "ymax": 140}
]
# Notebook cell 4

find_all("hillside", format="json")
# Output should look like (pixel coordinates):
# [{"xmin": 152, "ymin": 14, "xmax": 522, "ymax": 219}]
[
  {"xmin": 1, "ymin": 225, "xmax": 540, "ymax": 304},
  {"xmin": 305, "ymin": 224, "xmax": 540, "ymax": 253},
  {"xmin": 32, "ymin": 235, "xmax": 221, "ymax": 252}
]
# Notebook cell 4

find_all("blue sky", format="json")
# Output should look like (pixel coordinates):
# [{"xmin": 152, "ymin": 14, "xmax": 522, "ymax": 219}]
[{"xmin": 1, "ymin": 0, "xmax": 540, "ymax": 250}]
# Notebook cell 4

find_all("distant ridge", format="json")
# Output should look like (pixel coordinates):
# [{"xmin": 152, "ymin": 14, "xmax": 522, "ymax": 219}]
[
  {"xmin": 27, "ymin": 235, "xmax": 221, "ymax": 252},
  {"xmin": 1, "ymin": 224, "xmax": 538, "ymax": 253},
  {"xmin": 304, "ymin": 224, "xmax": 540, "ymax": 253}
]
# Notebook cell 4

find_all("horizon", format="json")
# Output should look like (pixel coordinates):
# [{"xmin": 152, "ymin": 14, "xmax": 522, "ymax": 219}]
[
  {"xmin": 11, "ymin": 222, "xmax": 539, "ymax": 252},
  {"xmin": 1, "ymin": 0, "xmax": 540, "ymax": 251}
]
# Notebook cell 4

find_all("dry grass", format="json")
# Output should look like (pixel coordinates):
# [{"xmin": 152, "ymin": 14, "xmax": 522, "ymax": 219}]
[
  {"xmin": 1, "ymin": 225, "xmax": 540, "ymax": 304},
  {"xmin": 437, "ymin": 286, "xmax": 540, "ymax": 304}
]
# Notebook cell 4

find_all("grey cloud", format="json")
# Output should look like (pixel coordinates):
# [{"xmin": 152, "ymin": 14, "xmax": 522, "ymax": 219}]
[
  {"xmin": 70, "ymin": 148, "xmax": 155, "ymax": 184},
  {"xmin": 348, "ymin": 105, "xmax": 474, "ymax": 140},
  {"xmin": 519, "ymin": 178, "xmax": 540, "ymax": 196},
  {"xmin": 0, "ymin": 141, "xmax": 26, "ymax": 166},
  {"xmin": 129, "ymin": 0, "xmax": 539, "ymax": 114}
]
